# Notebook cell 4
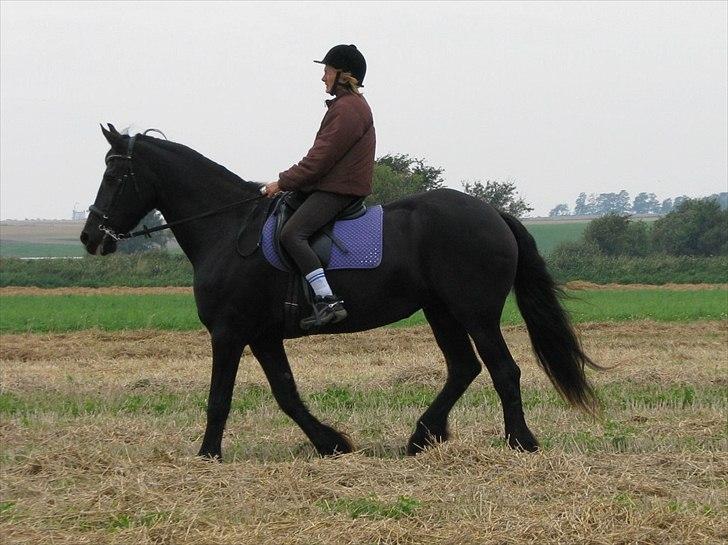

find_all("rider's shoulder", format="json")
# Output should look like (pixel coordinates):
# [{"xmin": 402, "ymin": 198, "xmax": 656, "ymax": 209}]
[{"xmin": 328, "ymin": 94, "xmax": 370, "ymax": 118}]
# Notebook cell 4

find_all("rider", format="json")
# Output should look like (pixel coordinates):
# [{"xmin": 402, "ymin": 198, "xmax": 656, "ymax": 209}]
[{"xmin": 263, "ymin": 44, "xmax": 375, "ymax": 327}]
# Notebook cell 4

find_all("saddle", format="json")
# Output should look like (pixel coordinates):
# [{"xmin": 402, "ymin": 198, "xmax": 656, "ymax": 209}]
[
  {"xmin": 236, "ymin": 191, "xmax": 382, "ymax": 337},
  {"xmin": 271, "ymin": 191, "xmax": 367, "ymax": 271}
]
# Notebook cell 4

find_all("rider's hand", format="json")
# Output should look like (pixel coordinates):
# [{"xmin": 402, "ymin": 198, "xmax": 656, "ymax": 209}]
[{"xmin": 263, "ymin": 181, "xmax": 281, "ymax": 198}]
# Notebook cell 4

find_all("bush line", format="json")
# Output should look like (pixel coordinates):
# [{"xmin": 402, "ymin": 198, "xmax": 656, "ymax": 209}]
[{"xmin": 1, "ymin": 251, "xmax": 726, "ymax": 287}]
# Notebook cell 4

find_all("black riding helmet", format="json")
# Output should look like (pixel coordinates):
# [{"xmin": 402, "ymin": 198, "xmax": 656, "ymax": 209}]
[{"xmin": 314, "ymin": 44, "xmax": 366, "ymax": 87}]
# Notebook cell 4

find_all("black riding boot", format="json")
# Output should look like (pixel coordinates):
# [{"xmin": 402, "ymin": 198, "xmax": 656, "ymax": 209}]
[{"xmin": 300, "ymin": 295, "xmax": 348, "ymax": 330}]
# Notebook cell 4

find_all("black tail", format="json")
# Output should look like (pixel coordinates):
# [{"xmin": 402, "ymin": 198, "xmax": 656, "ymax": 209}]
[{"xmin": 500, "ymin": 212, "xmax": 602, "ymax": 414}]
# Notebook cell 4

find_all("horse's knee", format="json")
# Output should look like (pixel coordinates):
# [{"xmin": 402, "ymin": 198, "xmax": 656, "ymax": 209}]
[
  {"xmin": 448, "ymin": 357, "xmax": 481, "ymax": 386},
  {"xmin": 463, "ymin": 359, "xmax": 482, "ymax": 383}
]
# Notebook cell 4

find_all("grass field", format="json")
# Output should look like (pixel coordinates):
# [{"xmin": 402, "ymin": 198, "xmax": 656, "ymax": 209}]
[
  {"xmin": 0, "ymin": 241, "xmax": 87, "ymax": 258},
  {"xmin": 1, "ymin": 282, "xmax": 725, "ymax": 543},
  {"xmin": 0, "ymin": 288, "xmax": 725, "ymax": 333},
  {"xmin": 520, "ymin": 221, "xmax": 587, "ymax": 255},
  {"xmin": 1, "ymin": 321, "xmax": 725, "ymax": 544}
]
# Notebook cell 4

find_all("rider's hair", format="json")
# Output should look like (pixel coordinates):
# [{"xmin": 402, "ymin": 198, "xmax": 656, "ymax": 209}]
[{"xmin": 338, "ymin": 72, "xmax": 362, "ymax": 95}]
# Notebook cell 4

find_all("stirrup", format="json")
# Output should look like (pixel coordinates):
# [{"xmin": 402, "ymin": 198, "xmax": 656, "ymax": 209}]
[{"xmin": 300, "ymin": 297, "xmax": 348, "ymax": 330}]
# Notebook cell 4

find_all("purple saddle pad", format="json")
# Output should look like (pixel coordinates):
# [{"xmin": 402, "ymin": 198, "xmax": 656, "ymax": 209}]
[{"xmin": 261, "ymin": 205, "xmax": 383, "ymax": 271}]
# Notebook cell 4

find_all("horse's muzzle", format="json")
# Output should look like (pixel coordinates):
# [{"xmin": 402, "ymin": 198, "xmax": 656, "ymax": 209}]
[{"xmin": 80, "ymin": 230, "xmax": 117, "ymax": 255}]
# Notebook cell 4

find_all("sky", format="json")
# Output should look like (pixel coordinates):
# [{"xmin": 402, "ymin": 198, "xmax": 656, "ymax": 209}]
[{"xmin": 1, "ymin": 1, "xmax": 726, "ymax": 219}]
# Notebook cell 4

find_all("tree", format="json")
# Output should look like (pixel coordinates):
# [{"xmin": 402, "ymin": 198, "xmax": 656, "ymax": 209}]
[
  {"xmin": 651, "ymin": 198, "xmax": 728, "ymax": 256},
  {"xmin": 549, "ymin": 203, "xmax": 570, "ymax": 217},
  {"xmin": 660, "ymin": 198, "xmax": 673, "ymax": 214},
  {"xmin": 117, "ymin": 210, "xmax": 173, "ymax": 254},
  {"xmin": 593, "ymin": 190, "xmax": 631, "ymax": 215},
  {"xmin": 369, "ymin": 163, "xmax": 419, "ymax": 205},
  {"xmin": 709, "ymin": 192, "xmax": 728, "ymax": 210},
  {"xmin": 632, "ymin": 192, "xmax": 660, "ymax": 214},
  {"xmin": 368, "ymin": 154, "xmax": 444, "ymax": 205},
  {"xmin": 583, "ymin": 213, "xmax": 649, "ymax": 256},
  {"xmin": 461, "ymin": 179, "xmax": 533, "ymax": 217},
  {"xmin": 673, "ymin": 195, "xmax": 688, "ymax": 209},
  {"xmin": 574, "ymin": 193, "xmax": 591, "ymax": 215}
]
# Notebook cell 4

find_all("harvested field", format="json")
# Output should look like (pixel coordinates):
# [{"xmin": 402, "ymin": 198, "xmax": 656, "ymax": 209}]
[{"xmin": 1, "ymin": 321, "xmax": 726, "ymax": 544}]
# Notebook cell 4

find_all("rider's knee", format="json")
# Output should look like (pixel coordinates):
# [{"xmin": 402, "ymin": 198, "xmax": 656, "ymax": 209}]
[{"xmin": 279, "ymin": 223, "xmax": 300, "ymax": 250}]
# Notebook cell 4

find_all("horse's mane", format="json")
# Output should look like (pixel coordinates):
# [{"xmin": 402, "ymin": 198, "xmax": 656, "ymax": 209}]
[{"xmin": 140, "ymin": 135, "xmax": 259, "ymax": 191}]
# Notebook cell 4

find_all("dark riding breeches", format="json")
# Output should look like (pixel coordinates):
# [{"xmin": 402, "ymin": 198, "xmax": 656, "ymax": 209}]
[{"xmin": 279, "ymin": 191, "xmax": 357, "ymax": 276}]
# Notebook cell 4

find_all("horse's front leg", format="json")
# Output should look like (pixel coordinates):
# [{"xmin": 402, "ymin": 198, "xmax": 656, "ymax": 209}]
[
  {"xmin": 197, "ymin": 329, "xmax": 246, "ymax": 460},
  {"xmin": 250, "ymin": 335, "xmax": 353, "ymax": 456}
]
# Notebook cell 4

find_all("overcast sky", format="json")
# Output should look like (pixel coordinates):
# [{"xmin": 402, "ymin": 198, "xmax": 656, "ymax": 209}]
[{"xmin": 1, "ymin": 1, "xmax": 726, "ymax": 219}]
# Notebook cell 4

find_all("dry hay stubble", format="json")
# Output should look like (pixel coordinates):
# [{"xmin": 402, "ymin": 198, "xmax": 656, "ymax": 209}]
[{"xmin": 1, "ymin": 321, "xmax": 726, "ymax": 545}]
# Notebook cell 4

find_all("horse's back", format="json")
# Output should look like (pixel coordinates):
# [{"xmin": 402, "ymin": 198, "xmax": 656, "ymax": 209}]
[{"xmin": 383, "ymin": 188, "xmax": 518, "ymax": 258}]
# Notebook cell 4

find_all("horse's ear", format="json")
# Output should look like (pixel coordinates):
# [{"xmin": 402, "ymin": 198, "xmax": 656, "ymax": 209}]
[{"xmin": 101, "ymin": 123, "xmax": 121, "ymax": 146}]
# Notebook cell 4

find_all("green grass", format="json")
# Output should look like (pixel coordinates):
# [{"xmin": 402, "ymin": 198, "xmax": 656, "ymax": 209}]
[
  {"xmin": 0, "ymin": 289, "xmax": 725, "ymax": 333},
  {"xmin": 393, "ymin": 289, "xmax": 727, "ymax": 328},
  {"xmin": 524, "ymin": 222, "xmax": 589, "ymax": 256},
  {"xmin": 3, "ymin": 383, "xmax": 723, "ymax": 418},
  {"xmin": 0, "ymin": 241, "xmax": 87, "ymax": 258},
  {"xmin": 0, "ymin": 294, "xmax": 199, "ymax": 332},
  {"xmin": 317, "ymin": 496, "xmax": 421, "ymax": 520}
]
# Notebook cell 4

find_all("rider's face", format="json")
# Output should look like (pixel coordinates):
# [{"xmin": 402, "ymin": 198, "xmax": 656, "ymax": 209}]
[{"xmin": 322, "ymin": 65, "xmax": 337, "ymax": 93}]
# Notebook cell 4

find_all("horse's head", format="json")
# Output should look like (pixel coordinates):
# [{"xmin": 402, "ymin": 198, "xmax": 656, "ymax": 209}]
[{"xmin": 80, "ymin": 124, "xmax": 158, "ymax": 255}]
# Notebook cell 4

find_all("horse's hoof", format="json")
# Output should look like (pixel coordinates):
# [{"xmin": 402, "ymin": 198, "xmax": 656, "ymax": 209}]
[
  {"xmin": 507, "ymin": 433, "xmax": 539, "ymax": 452},
  {"xmin": 197, "ymin": 449, "xmax": 222, "ymax": 462},
  {"xmin": 406, "ymin": 424, "xmax": 449, "ymax": 455},
  {"xmin": 316, "ymin": 427, "xmax": 354, "ymax": 457}
]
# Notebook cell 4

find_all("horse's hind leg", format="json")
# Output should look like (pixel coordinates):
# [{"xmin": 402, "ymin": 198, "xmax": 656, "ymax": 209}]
[
  {"xmin": 250, "ymin": 335, "xmax": 353, "ymax": 457},
  {"xmin": 465, "ymin": 322, "xmax": 538, "ymax": 451},
  {"xmin": 407, "ymin": 307, "xmax": 482, "ymax": 455}
]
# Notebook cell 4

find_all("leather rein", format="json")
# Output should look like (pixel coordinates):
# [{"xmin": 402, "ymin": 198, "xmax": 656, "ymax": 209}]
[{"xmin": 88, "ymin": 132, "xmax": 265, "ymax": 241}]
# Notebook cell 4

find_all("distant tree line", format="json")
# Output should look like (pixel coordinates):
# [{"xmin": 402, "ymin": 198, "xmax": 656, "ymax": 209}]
[
  {"xmin": 552, "ymin": 198, "xmax": 727, "ymax": 261},
  {"xmin": 549, "ymin": 191, "xmax": 728, "ymax": 217}
]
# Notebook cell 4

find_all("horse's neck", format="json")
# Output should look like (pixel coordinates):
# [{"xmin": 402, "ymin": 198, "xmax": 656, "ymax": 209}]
[{"xmin": 147, "ymin": 144, "xmax": 255, "ymax": 266}]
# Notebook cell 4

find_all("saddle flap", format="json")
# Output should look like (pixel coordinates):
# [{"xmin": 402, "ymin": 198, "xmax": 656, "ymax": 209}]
[{"xmin": 236, "ymin": 198, "xmax": 276, "ymax": 257}]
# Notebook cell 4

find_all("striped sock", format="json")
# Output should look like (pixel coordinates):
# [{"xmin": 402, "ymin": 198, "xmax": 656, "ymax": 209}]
[{"xmin": 305, "ymin": 268, "xmax": 333, "ymax": 298}]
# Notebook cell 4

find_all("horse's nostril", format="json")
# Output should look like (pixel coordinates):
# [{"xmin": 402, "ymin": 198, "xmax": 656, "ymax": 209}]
[{"xmin": 80, "ymin": 232, "xmax": 89, "ymax": 245}]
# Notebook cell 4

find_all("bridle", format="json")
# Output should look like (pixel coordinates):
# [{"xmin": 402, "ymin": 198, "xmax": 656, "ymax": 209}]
[
  {"xmin": 88, "ymin": 134, "xmax": 140, "ymax": 240},
  {"xmin": 88, "ymin": 131, "xmax": 264, "ymax": 242}
]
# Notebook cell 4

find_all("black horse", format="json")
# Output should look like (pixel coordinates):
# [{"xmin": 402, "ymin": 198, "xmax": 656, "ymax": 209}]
[{"xmin": 81, "ymin": 124, "xmax": 600, "ymax": 460}]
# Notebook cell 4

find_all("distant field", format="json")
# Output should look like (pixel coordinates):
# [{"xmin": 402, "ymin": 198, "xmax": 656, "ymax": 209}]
[
  {"xmin": 0, "ymin": 221, "xmax": 182, "ymax": 257},
  {"xmin": 1, "ymin": 219, "xmax": 595, "ymax": 258},
  {"xmin": 0, "ymin": 241, "xmax": 86, "ymax": 258},
  {"xmin": 0, "ymin": 288, "xmax": 725, "ymax": 333},
  {"xmin": 521, "ymin": 221, "xmax": 588, "ymax": 255},
  {"xmin": 522, "ymin": 216, "xmax": 659, "ymax": 255}
]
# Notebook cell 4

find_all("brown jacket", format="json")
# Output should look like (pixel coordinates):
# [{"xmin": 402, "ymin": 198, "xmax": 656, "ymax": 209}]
[{"xmin": 278, "ymin": 92, "xmax": 375, "ymax": 197}]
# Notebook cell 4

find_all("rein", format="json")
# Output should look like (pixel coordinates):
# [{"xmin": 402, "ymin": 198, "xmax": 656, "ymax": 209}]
[
  {"xmin": 108, "ymin": 194, "xmax": 265, "ymax": 241},
  {"xmin": 90, "ymin": 131, "xmax": 265, "ymax": 241}
]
